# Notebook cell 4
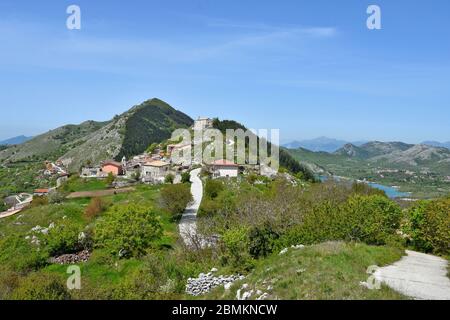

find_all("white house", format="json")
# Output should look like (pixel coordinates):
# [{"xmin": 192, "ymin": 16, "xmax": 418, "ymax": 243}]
[
  {"xmin": 194, "ymin": 117, "xmax": 213, "ymax": 131},
  {"xmin": 210, "ymin": 159, "xmax": 239, "ymax": 178},
  {"xmin": 142, "ymin": 160, "xmax": 170, "ymax": 183}
]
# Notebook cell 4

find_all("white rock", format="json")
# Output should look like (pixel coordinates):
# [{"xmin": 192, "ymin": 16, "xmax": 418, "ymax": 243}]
[
  {"xmin": 211, "ymin": 267, "xmax": 218, "ymax": 273},
  {"xmin": 279, "ymin": 248, "xmax": 288, "ymax": 255},
  {"xmin": 242, "ymin": 291, "xmax": 252, "ymax": 300},
  {"xmin": 224, "ymin": 282, "xmax": 233, "ymax": 291}
]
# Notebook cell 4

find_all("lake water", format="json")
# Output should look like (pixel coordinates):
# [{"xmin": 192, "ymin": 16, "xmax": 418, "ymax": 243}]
[{"xmin": 319, "ymin": 176, "xmax": 411, "ymax": 199}]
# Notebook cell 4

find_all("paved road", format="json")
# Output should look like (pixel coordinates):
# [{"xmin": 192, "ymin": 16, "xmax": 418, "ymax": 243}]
[
  {"xmin": 374, "ymin": 250, "xmax": 450, "ymax": 300},
  {"xmin": 179, "ymin": 168, "xmax": 203, "ymax": 246}
]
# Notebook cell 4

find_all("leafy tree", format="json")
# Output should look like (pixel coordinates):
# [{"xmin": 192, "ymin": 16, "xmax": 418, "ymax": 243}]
[
  {"xmin": 105, "ymin": 172, "xmax": 115, "ymax": 185},
  {"xmin": 44, "ymin": 220, "xmax": 85, "ymax": 255},
  {"xmin": 164, "ymin": 173, "xmax": 174, "ymax": 184},
  {"xmin": 404, "ymin": 198, "xmax": 450, "ymax": 254},
  {"xmin": 94, "ymin": 204, "xmax": 163, "ymax": 258},
  {"xmin": 205, "ymin": 179, "xmax": 224, "ymax": 199},
  {"xmin": 181, "ymin": 171, "xmax": 191, "ymax": 184},
  {"xmin": 159, "ymin": 184, "xmax": 193, "ymax": 217},
  {"xmin": 132, "ymin": 170, "xmax": 141, "ymax": 182},
  {"xmin": 340, "ymin": 195, "xmax": 402, "ymax": 245}
]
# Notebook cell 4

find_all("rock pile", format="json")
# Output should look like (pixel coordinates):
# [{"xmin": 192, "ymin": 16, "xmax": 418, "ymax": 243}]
[
  {"xmin": 186, "ymin": 268, "xmax": 245, "ymax": 296},
  {"xmin": 49, "ymin": 250, "xmax": 91, "ymax": 265}
]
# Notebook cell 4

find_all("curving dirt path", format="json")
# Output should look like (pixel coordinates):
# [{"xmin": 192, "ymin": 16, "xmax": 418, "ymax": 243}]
[
  {"xmin": 374, "ymin": 250, "xmax": 450, "ymax": 300},
  {"xmin": 178, "ymin": 168, "xmax": 203, "ymax": 246}
]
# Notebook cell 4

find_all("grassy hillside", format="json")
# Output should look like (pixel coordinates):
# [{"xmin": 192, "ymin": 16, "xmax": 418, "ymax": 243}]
[{"xmin": 203, "ymin": 242, "xmax": 406, "ymax": 300}]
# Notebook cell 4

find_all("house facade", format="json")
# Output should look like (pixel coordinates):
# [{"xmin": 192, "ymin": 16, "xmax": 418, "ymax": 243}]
[
  {"xmin": 210, "ymin": 159, "xmax": 239, "ymax": 178},
  {"xmin": 193, "ymin": 117, "xmax": 213, "ymax": 131},
  {"xmin": 142, "ymin": 160, "xmax": 170, "ymax": 182},
  {"xmin": 101, "ymin": 161, "xmax": 124, "ymax": 176}
]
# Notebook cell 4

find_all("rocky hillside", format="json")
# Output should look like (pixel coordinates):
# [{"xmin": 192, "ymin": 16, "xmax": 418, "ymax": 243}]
[
  {"xmin": 0, "ymin": 98, "xmax": 193, "ymax": 172},
  {"xmin": 332, "ymin": 141, "xmax": 450, "ymax": 170}
]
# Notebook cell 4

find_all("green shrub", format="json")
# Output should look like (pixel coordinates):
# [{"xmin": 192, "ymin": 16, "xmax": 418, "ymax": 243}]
[
  {"xmin": 404, "ymin": 198, "xmax": 450, "ymax": 254},
  {"xmin": 164, "ymin": 174, "xmax": 174, "ymax": 184},
  {"xmin": 0, "ymin": 235, "xmax": 48, "ymax": 272},
  {"xmin": 248, "ymin": 223, "xmax": 280, "ymax": 258},
  {"xmin": 105, "ymin": 172, "xmax": 115, "ymax": 185},
  {"xmin": 221, "ymin": 227, "xmax": 253, "ymax": 270},
  {"xmin": 205, "ymin": 179, "xmax": 224, "ymax": 199},
  {"xmin": 94, "ymin": 204, "xmax": 163, "ymax": 258},
  {"xmin": 0, "ymin": 267, "xmax": 19, "ymax": 299},
  {"xmin": 0, "ymin": 201, "xmax": 7, "ymax": 212},
  {"xmin": 11, "ymin": 272, "xmax": 71, "ymax": 300},
  {"xmin": 181, "ymin": 172, "xmax": 191, "ymax": 184},
  {"xmin": 340, "ymin": 195, "xmax": 402, "ymax": 245},
  {"xmin": 44, "ymin": 220, "xmax": 85, "ymax": 256},
  {"xmin": 159, "ymin": 184, "xmax": 192, "ymax": 218},
  {"xmin": 278, "ymin": 195, "xmax": 402, "ymax": 248}
]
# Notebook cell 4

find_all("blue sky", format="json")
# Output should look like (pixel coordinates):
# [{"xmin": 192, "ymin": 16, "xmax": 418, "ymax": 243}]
[{"xmin": 0, "ymin": 0, "xmax": 449, "ymax": 143}]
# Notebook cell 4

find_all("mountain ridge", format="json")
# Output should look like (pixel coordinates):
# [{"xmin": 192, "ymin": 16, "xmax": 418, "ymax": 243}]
[
  {"xmin": 0, "ymin": 135, "xmax": 33, "ymax": 146},
  {"xmin": 282, "ymin": 137, "xmax": 367, "ymax": 152},
  {"xmin": 0, "ymin": 98, "xmax": 194, "ymax": 172}
]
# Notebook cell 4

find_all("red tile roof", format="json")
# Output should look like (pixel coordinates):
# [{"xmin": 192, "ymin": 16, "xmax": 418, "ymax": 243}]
[
  {"xmin": 101, "ymin": 161, "xmax": 123, "ymax": 168},
  {"xmin": 212, "ymin": 159, "xmax": 239, "ymax": 167}
]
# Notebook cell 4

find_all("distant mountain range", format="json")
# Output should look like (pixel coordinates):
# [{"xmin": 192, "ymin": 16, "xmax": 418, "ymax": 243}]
[
  {"xmin": 283, "ymin": 137, "xmax": 450, "ymax": 153},
  {"xmin": 422, "ymin": 141, "xmax": 450, "ymax": 150},
  {"xmin": 0, "ymin": 135, "xmax": 33, "ymax": 146},
  {"xmin": 282, "ymin": 137, "xmax": 367, "ymax": 153}
]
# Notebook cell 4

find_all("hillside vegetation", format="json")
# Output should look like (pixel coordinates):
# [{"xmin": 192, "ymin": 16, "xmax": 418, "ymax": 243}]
[{"xmin": 212, "ymin": 118, "xmax": 316, "ymax": 181}]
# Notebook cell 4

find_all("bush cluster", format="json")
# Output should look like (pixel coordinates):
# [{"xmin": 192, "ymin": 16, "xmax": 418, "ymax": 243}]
[
  {"xmin": 94, "ymin": 204, "xmax": 163, "ymax": 258},
  {"xmin": 403, "ymin": 198, "xmax": 450, "ymax": 254},
  {"xmin": 159, "ymin": 184, "xmax": 193, "ymax": 218}
]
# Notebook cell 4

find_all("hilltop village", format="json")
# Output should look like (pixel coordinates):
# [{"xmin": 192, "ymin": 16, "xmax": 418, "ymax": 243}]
[{"xmin": 1, "ymin": 117, "xmax": 275, "ymax": 217}]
